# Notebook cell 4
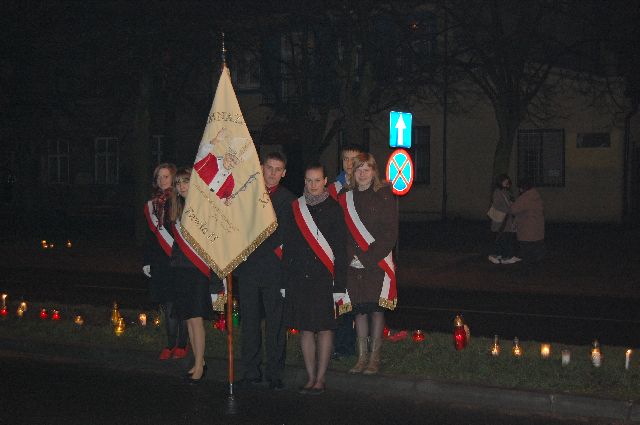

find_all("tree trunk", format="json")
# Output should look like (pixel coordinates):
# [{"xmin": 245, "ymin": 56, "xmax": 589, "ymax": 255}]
[
  {"xmin": 133, "ymin": 71, "xmax": 152, "ymax": 246},
  {"xmin": 492, "ymin": 106, "xmax": 521, "ymax": 181}
]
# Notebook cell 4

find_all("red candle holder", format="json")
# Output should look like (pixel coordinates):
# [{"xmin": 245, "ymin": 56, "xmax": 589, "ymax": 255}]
[
  {"xmin": 51, "ymin": 310, "xmax": 60, "ymax": 321},
  {"xmin": 412, "ymin": 330, "xmax": 426, "ymax": 342},
  {"xmin": 39, "ymin": 309, "xmax": 49, "ymax": 320},
  {"xmin": 288, "ymin": 328, "xmax": 299, "ymax": 335},
  {"xmin": 383, "ymin": 326, "xmax": 391, "ymax": 338},
  {"xmin": 453, "ymin": 315, "xmax": 468, "ymax": 351},
  {"xmin": 0, "ymin": 307, "xmax": 7, "ymax": 317}
]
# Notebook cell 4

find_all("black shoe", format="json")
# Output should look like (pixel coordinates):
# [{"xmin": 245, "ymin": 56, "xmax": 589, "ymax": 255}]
[
  {"xmin": 268, "ymin": 379, "xmax": 284, "ymax": 391},
  {"xmin": 184, "ymin": 363, "xmax": 206, "ymax": 378},
  {"xmin": 185, "ymin": 364, "xmax": 207, "ymax": 384}
]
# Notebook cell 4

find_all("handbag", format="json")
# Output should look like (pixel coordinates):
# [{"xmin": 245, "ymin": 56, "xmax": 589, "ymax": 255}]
[{"xmin": 486, "ymin": 206, "xmax": 506, "ymax": 222}]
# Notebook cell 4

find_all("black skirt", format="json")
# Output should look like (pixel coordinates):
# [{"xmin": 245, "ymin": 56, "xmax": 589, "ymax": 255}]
[
  {"xmin": 285, "ymin": 278, "xmax": 337, "ymax": 332},
  {"xmin": 173, "ymin": 268, "xmax": 214, "ymax": 321},
  {"xmin": 148, "ymin": 261, "xmax": 175, "ymax": 304}
]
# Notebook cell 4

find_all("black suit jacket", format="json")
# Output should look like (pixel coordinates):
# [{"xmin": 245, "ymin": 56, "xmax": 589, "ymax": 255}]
[{"xmin": 234, "ymin": 185, "xmax": 295, "ymax": 288}]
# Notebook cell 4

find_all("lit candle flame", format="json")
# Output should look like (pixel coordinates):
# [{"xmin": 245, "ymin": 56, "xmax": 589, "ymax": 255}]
[{"xmin": 540, "ymin": 343, "xmax": 551, "ymax": 359}]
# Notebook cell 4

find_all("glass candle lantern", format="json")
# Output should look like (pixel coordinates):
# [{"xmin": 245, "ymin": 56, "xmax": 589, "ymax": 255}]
[
  {"xmin": 490, "ymin": 335, "xmax": 501, "ymax": 356},
  {"xmin": 540, "ymin": 343, "xmax": 551, "ymax": 359},
  {"xmin": 512, "ymin": 337, "xmax": 522, "ymax": 357}
]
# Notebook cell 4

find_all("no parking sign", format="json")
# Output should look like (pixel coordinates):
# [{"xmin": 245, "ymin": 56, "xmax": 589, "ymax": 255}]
[{"xmin": 386, "ymin": 149, "xmax": 414, "ymax": 196}]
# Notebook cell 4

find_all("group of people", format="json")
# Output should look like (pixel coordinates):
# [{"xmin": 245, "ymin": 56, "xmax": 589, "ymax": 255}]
[
  {"xmin": 144, "ymin": 164, "xmax": 224, "ymax": 384},
  {"xmin": 487, "ymin": 174, "xmax": 546, "ymax": 265},
  {"xmin": 143, "ymin": 144, "xmax": 398, "ymax": 394}
]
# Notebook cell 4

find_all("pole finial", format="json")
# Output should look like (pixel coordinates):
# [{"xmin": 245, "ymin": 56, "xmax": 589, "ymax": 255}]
[{"xmin": 221, "ymin": 32, "xmax": 227, "ymax": 67}]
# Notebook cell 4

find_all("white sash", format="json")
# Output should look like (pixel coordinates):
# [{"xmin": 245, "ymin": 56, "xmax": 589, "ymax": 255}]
[
  {"xmin": 144, "ymin": 201, "xmax": 174, "ymax": 257},
  {"xmin": 339, "ymin": 191, "xmax": 397, "ymax": 310},
  {"xmin": 292, "ymin": 196, "xmax": 335, "ymax": 276}
]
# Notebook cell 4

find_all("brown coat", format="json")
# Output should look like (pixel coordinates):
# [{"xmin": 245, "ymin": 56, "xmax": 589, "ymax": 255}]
[
  {"xmin": 510, "ymin": 188, "xmax": 544, "ymax": 242},
  {"xmin": 343, "ymin": 185, "xmax": 398, "ymax": 305}
]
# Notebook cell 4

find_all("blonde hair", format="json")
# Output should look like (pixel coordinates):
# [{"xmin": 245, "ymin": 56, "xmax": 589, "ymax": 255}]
[
  {"xmin": 151, "ymin": 163, "xmax": 177, "ymax": 192},
  {"xmin": 347, "ymin": 153, "xmax": 388, "ymax": 192},
  {"xmin": 170, "ymin": 167, "xmax": 192, "ymax": 223}
]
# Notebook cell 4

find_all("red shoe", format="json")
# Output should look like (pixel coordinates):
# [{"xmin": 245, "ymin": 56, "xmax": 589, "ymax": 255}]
[
  {"xmin": 159, "ymin": 347, "xmax": 173, "ymax": 360},
  {"xmin": 172, "ymin": 346, "xmax": 189, "ymax": 359}
]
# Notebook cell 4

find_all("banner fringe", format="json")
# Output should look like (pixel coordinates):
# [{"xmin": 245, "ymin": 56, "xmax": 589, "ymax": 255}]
[{"xmin": 181, "ymin": 221, "xmax": 278, "ymax": 279}]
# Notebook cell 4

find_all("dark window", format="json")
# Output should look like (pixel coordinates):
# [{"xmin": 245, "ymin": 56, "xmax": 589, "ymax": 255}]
[
  {"xmin": 232, "ymin": 52, "xmax": 261, "ymax": 90},
  {"xmin": 412, "ymin": 126, "xmax": 430, "ymax": 184},
  {"xmin": 95, "ymin": 137, "xmax": 119, "ymax": 184},
  {"xmin": 577, "ymin": 132, "xmax": 610, "ymax": 148},
  {"xmin": 47, "ymin": 140, "xmax": 69, "ymax": 184},
  {"xmin": 517, "ymin": 129, "xmax": 565, "ymax": 187},
  {"xmin": 151, "ymin": 134, "xmax": 165, "ymax": 164}
]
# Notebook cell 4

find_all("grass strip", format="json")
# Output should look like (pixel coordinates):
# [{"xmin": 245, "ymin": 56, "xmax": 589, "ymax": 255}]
[{"xmin": 0, "ymin": 303, "xmax": 638, "ymax": 401}]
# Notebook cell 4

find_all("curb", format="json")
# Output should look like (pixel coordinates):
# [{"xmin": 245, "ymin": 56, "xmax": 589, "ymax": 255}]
[{"xmin": 0, "ymin": 338, "xmax": 636, "ymax": 422}]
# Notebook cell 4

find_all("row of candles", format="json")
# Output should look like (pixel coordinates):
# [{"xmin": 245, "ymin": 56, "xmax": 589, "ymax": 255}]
[
  {"xmin": 2, "ymin": 295, "xmax": 635, "ymax": 370},
  {"xmin": 40, "ymin": 239, "xmax": 72, "ymax": 249}
]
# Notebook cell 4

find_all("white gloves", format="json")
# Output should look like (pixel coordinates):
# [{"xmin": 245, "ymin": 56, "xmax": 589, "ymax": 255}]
[
  {"xmin": 333, "ymin": 292, "xmax": 352, "ymax": 315},
  {"xmin": 280, "ymin": 289, "xmax": 285, "ymax": 298},
  {"xmin": 142, "ymin": 265, "xmax": 151, "ymax": 278},
  {"xmin": 333, "ymin": 292, "xmax": 351, "ymax": 304}
]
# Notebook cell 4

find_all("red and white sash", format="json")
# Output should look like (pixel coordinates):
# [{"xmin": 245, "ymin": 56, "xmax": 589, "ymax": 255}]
[
  {"xmin": 144, "ymin": 201, "xmax": 173, "ymax": 257},
  {"xmin": 327, "ymin": 181, "xmax": 343, "ymax": 201},
  {"xmin": 291, "ymin": 197, "xmax": 334, "ymax": 276},
  {"xmin": 172, "ymin": 221, "xmax": 211, "ymax": 278},
  {"xmin": 339, "ymin": 191, "xmax": 397, "ymax": 309}
]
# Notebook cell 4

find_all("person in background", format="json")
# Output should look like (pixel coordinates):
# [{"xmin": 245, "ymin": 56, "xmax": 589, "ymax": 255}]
[
  {"xmin": 328, "ymin": 144, "xmax": 363, "ymax": 360},
  {"xmin": 487, "ymin": 174, "xmax": 518, "ymax": 264},
  {"xmin": 234, "ymin": 151, "xmax": 295, "ymax": 391},
  {"xmin": 327, "ymin": 144, "xmax": 364, "ymax": 201},
  {"xmin": 340, "ymin": 153, "xmax": 398, "ymax": 376},
  {"xmin": 282, "ymin": 162, "xmax": 349, "ymax": 395},
  {"xmin": 143, "ymin": 163, "xmax": 189, "ymax": 361},
  {"xmin": 511, "ymin": 179, "xmax": 545, "ymax": 263},
  {"xmin": 169, "ymin": 167, "xmax": 224, "ymax": 384}
]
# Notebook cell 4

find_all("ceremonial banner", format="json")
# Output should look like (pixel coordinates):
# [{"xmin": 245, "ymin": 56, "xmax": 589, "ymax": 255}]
[{"xmin": 181, "ymin": 65, "xmax": 277, "ymax": 278}]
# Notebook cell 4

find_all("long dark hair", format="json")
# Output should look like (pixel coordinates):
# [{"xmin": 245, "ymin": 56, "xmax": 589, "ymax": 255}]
[
  {"xmin": 170, "ymin": 167, "xmax": 192, "ymax": 223},
  {"xmin": 495, "ymin": 174, "xmax": 511, "ymax": 189}
]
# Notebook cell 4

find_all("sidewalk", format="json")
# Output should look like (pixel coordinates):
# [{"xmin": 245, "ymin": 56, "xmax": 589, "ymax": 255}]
[
  {"xmin": 0, "ymin": 336, "xmax": 638, "ymax": 422},
  {"xmin": 4, "ymin": 220, "xmax": 639, "ymax": 299}
]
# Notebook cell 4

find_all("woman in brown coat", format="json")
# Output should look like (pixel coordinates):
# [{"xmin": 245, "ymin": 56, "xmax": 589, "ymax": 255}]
[
  {"xmin": 510, "ymin": 179, "xmax": 545, "ymax": 263},
  {"xmin": 339, "ymin": 153, "xmax": 398, "ymax": 375}
]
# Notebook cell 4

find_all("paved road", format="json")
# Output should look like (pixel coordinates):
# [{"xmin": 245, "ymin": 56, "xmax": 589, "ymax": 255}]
[{"xmin": 0, "ymin": 355, "xmax": 610, "ymax": 425}]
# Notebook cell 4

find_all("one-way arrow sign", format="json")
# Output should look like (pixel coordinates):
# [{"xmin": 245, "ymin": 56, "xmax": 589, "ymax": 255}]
[{"xmin": 389, "ymin": 111, "xmax": 412, "ymax": 148}]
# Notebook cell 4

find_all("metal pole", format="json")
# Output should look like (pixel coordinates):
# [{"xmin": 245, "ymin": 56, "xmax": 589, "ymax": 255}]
[
  {"xmin": 442, "ymin": 10, "xmax": 448, "ymax": 221},
  {"xmin": 226, "ymin": 273, "xmax": 234, "ymax": 396}
]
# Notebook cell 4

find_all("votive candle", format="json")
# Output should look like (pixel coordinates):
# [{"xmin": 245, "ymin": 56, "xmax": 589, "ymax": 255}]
[
  {"xmin": 561, "ymin": 349, "xmax": 570, "ymax": 366},
  {"xmin": 625, "ymin": 349, "xmax": 632, "ymax": 370},
  {"xmin": 540, "ymin": 343, "xmax": 551, "ymax": 359}
]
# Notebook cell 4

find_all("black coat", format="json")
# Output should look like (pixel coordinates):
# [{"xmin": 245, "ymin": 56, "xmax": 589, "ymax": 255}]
[
  {"xmin": 234, "ymin": 185, "xmax": 295, "ymax": 288},
  {"xmin": 281, "ymin": 196, "xmax": 347, "ymax": 293}
]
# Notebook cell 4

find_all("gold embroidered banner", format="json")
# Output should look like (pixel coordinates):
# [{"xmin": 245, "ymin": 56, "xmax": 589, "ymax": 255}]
[{"xmin": 181, "ymin": 65, "xmax": 276, "ymax": 279}]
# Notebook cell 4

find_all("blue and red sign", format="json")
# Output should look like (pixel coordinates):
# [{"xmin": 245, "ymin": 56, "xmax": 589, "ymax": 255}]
[{"xmin": 386, "ymin": 149, "xmax": 414, "ymax": 196}]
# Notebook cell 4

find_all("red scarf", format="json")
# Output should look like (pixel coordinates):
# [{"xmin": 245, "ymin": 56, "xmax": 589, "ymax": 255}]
[{"xmin": 151, "ymin": 188, "xmax": 172, "ymax": 228}]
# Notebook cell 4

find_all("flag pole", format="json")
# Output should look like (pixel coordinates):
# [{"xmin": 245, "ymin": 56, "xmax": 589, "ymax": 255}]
[
  {"xmin": 226, "ymin": 272, "xmax": 234, "ymax": 395},
  {"xmin": 219, "ymin": 30, "xmax": 235, "ymax": 397}
]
